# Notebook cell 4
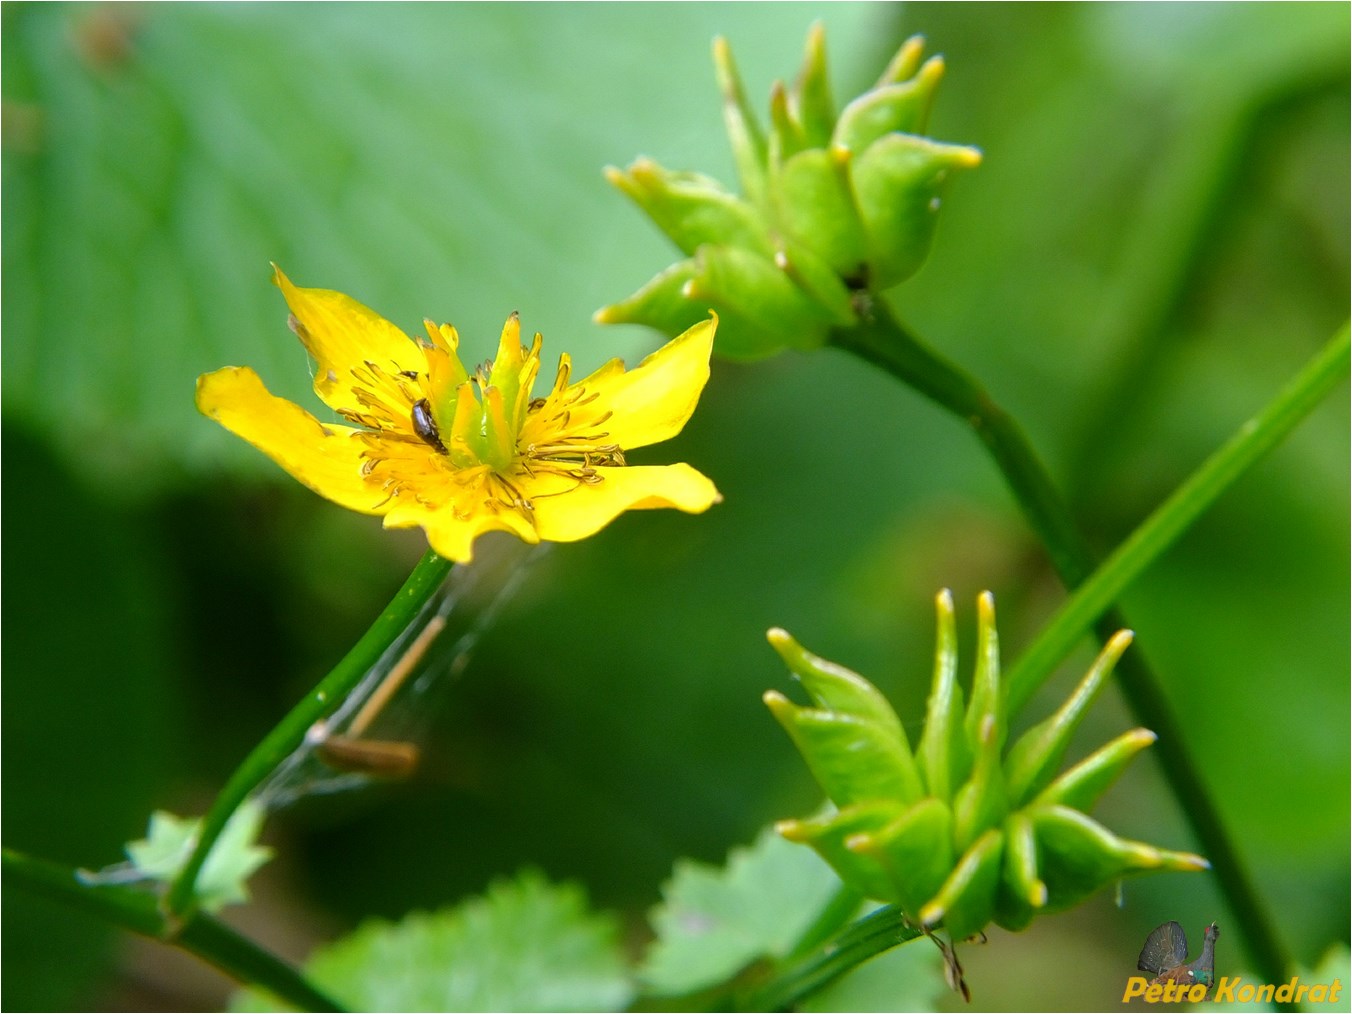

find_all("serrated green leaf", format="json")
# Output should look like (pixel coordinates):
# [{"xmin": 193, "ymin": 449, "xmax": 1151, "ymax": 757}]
[
  {"xmin": 640, "ymin": 826, "xmax": 844, "ymax": 997},
  {"xmin": 124, "ymin": 800, "xmax": 271, "ymax": 914},
  {"xmin": 236, "ymin": 870, "xmax": 631, "ymax": 1013}
]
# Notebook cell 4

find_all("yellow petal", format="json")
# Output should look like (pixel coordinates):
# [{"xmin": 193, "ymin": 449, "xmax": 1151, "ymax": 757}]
[
  {"xmin": 528, "ymin": 463, "xmax": 721, "ymax": 543},
  {"xmin": 196, "ymin": 366, "xmax": 385, "ymax": 514},
  {"xmin": 273, "ymin": 265, "xmax": 420, "ymax": 415},
  {"xmin": 382, "ymin": 498, "xmax": 540, "ymax": 564},
  {"xmin": 574, "ymin": 315, "xmax": 717, "ymax": 450}
]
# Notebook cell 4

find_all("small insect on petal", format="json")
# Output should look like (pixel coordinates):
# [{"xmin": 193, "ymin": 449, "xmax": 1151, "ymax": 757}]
[{"xmin": 411, "ymin": 398, "xmax": 447, "ymax": 453}]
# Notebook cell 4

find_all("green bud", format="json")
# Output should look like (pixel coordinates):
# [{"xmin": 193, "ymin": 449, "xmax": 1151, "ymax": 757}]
[
  {"xmin": 765, "ymin": 590, "xmax": 1207, "ymax": 949},
  {"xmin": 601, "ymin": 28, "xmax": 979, "ymax": 359}
]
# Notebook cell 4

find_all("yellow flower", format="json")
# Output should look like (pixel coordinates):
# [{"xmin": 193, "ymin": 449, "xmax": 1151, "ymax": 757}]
[{"xmin": 197, "ymin": 267, "xmax": 722, "ymax": 563}]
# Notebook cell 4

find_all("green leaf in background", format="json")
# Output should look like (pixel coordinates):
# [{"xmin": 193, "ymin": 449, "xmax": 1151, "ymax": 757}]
[
  {"xmin": 235, "ymin": 870, "xmax": 631, "ymax": 1013},
  {"xmin": 639, "ymin": 826, "xmax": 844, "ymax": 997},
  {"xmin": 0, "ymin": 3, "xmax": 885, "ymax": 490}
]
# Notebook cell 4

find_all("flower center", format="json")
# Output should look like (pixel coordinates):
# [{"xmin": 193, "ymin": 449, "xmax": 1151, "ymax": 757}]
[{"xmin": 340, "ymin": 339, "xmax": 631, "ymax": 522}]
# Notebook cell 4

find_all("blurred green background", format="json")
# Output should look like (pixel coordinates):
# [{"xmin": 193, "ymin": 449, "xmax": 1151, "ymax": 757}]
[{"xmin": 3, "ymin": 3, "xmax": 1347, "ymax": 1010}]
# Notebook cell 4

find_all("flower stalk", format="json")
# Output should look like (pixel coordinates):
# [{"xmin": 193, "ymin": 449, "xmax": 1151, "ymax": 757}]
[
  {"xmin": 4, "ymin": 849, "xmax": 343, "ymax": 1013},
  {"xmin": 166, "ymin": 548, "xmax": 453, "ymax": 917}
]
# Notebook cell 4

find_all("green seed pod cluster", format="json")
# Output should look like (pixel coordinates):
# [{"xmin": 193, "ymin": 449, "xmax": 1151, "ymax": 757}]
[
  {"xmin": 764, "ymin": 591, "xmax": 1208, "ymax": 941},
  {"xmin": 596, "ymin": 26, "xmax": 981, "ymax": 360}
]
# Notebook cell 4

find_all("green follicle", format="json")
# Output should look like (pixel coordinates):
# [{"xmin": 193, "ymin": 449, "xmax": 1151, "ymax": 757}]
[
  {"xmin": 712, "ymin": 35, "xmax": 768, "ymax": 208},
  {"xmin": 852, "ymin": 797, "xmax": 954, "ymax": 916},
  {"xmin": 877, "ymin": 34, "xmax": 927, "ymax": 87},
  {"xmin": 481, "ymin": 385, "xmax": 516, "ymax": 472},
  {"xmin": 446, "ymin": 382, "xmax": 487, "ymax": 468},
  {"xmin": 921, "ymin": 827, "xmax": 1004, "ymax": 941},
  {"xmin": 952, "ymin": 714, "xmax": 1009, "ymax": 854},
  {"xmin": 765, "ymin": 591, "xmax": 1208, "ymax": 946},
  {"xmin": 833, "ymin": 57, "xmax": 946, "ymax": 153},
  {"xmin": 918, "ymin": 589, "xmax": 966, "ymax": 802},
  {"xmin": 964, "ymin": 591, "xmax": 1005, "ymax": 752},
  {"xmin": 1035, "ymin": 729, "xmax": 1157, "ymax": 812},
  {"xmin": 1004, "ymin": 630, "xmax": 1134, "ymax": 806},
  {"xmin": 790, "ymin": 23, "xmax": 834, "ymax": 147}
]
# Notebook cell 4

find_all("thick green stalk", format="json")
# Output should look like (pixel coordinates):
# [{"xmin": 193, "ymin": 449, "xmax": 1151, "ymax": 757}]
[
  {"xmin": 3, "ymin": 848, "xmax": 343, "ymax": 1012},
  {"xmin": 1007, "ymin": 323, "xmax": 1350, "ymax": 711},
  {"xmin": 166, "ymin": 548, "xmax": 453, "ymax": 917},
  {"xmin": 736, "ymin": 904, "xmax": 921, "ymax": 1012}
]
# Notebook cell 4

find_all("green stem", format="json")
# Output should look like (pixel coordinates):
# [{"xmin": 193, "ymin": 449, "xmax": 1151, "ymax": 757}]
[
  {"xmin": 1007, "ymin": 323, "xmax": 1350, "ymax": 711},
  {"xmin": 782, "ymin": 884, "xmax": 865, "ymax": 962},
  {"xmin": 3, "ymin": 848, "xmax": 343, "ymax": 1012},
  {"xmin": 736, "ymin": 905, "xmax": 921, "ymax": 1012},
  {"xmin": 833, "ymin": 295, "xmax": 1097, "ymax": 588},
  {"xmin": 1066, "ymin": 71, "xmax": 1349, "ymax": 497},
  {"xmin": 166, "ymin": 548, "xmax": 453, "ymax": 917}
]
